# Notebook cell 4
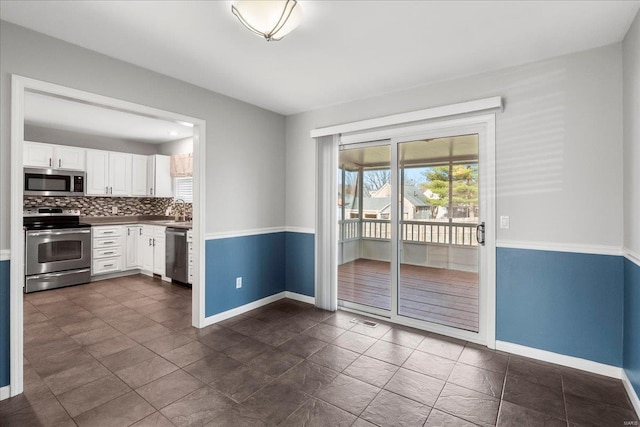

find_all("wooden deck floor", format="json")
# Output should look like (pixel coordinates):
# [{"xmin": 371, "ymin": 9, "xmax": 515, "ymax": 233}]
[{"xmin": 338, "ymin": 259, "xmax": 479, "ymax": 332}]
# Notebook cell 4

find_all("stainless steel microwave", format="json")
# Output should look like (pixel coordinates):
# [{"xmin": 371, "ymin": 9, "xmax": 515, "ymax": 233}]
[{"xmin": 24, "ymin": 168, "xmax": 85, "ymax": 197}]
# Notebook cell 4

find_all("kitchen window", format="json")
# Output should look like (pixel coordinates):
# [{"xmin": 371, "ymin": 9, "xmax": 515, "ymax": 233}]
[{"xmin": 174, "ymin": 177, "xmax": 193, "ymax": 203}]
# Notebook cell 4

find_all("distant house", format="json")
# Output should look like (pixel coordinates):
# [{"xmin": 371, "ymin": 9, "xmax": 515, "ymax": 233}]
[{"xmin": 344, "ymin": 183, "xmax": 432, "ymax": 220}]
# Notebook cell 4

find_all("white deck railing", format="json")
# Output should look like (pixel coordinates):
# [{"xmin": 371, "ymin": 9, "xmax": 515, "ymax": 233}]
[{"xmin": 340, "ymin": 219, "xmax": 478, "ymax": 246}]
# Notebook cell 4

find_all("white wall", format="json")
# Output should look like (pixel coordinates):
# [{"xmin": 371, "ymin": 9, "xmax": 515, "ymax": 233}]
[
  {"xmin": 286, "ymin": 44, "xmax": 624, "ymax": 249},
  {"xmin": 0, "ymin": 21, "xmax": 286, "ymax": 250},
  {"xmin": 24, "ymin": 125, "xmax": 160, "ymax": 155},
  {"xmin": 158, "ymin": 137, "xmax": 193, "ymax": 156},
  {"xmin": 623, "ymin": 11, "xmax": 640, "ymax": 256}
]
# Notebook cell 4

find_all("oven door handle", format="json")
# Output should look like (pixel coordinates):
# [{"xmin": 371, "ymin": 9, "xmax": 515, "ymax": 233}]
[
  {"xmin": 29, "ymin": 268, "xmax": 91, "ymax": 279},
  {"xmin": 27, "ymin": 229, "xmax": 91, "ymax": 237}
]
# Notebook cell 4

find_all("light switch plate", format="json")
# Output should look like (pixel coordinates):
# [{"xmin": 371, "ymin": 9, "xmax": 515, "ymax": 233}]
[{"xmin": 500, "ymin": 216, "xmax": 510, "ymax": 229}]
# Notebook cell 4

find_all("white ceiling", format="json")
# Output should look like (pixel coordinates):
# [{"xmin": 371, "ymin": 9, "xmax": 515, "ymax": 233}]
[
  {"xmin": 24, "ymin": 91, "xmax": 193, "ymax": 143},
  {"xmin": 2, "ymin": 1, "xmax": 639, "ymax": 116}
]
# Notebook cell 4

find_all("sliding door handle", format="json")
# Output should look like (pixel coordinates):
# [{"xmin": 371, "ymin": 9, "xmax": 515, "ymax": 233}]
[{"xmin": 476, "ymin": 222, "xmax": 485, "ymax": 246}]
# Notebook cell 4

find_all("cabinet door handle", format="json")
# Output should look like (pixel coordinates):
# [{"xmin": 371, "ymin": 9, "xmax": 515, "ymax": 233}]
[
  {"xmin": 127, "ymin": 229, "xmax": 130, "ymax": 236},
  {"xmin": 139, "ymin": 228, "xmax": 142, "ymax": 236},
  {"xmin": 104, "ymin": 264, "xmax": 113, "ymax": 268},
  {"xmin": 103, "ymin": 231, "xmax": 114, "ymax": 234},
  {"xmin": 103, "ymin": 241, "xmax": 115, "ymax": 245},
  {"xmin": 149, "ymin": 238, "xmax": 152, "ymax": 246},
  {"xmin": 103, "ymin": 251, "xmax": 115, "ymax": 255},
  {"xmin": 58, "ymin": 159, "xmax": 61, "ymax": 168},
  {"xmin": 150, "ymin": 187, "xmax": 153, "ymax": 196},
  {"xmin": 106, "ymin": 186, "xmax": 109, "ymax": 194}
]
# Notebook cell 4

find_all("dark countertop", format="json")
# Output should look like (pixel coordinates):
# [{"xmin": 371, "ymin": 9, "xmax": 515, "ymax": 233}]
[{"xmin": 81, "ymin": 215, "xmax": 192, "ymax": 229}]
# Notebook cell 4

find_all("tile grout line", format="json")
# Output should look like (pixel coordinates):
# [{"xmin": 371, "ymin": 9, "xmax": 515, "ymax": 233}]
[
  {"xmin": 494, "ymin": 354, "xmax": 511, "ymax": 427},
  {"xmin": 560, "ymin": 371, "xmax": 569, "ymax": 426}
]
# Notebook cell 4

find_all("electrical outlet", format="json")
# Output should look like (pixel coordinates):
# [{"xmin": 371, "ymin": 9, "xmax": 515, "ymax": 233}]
[
  {"xmin": 500, "ymin": 216, "xmax": 510, "ymax": 229},
  {"xmin": 112, "ymin": 206, "xmax": 118, "ymax": 214},
  {"xmin": 236, "ymin": 277, "xmax": 242, "ymax": 289}
]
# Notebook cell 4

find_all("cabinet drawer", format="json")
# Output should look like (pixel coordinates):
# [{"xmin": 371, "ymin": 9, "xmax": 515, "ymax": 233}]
[
  {"xmin": 92, "ymin": 226, "xmax": 123, "ymax": 238},
  {"xmin": 93, "ymin": 236, "xmax": 122, "ymax": 248},
  {"xmin": 92, "ymin": 257, "xmax": 121, "ymax": 275},
  {"xmin": 93, "ymin": 247, "xmax": 122, "ymax": 259}
]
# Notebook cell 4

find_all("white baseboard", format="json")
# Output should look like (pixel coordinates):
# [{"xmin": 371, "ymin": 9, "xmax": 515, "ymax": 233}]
[
  {"xmin": 284, "ymin": 291, "xmax": 315, "ymax": 305},
  {"xmin": 622, "ymin": 370, "xmax": 640, "ymax": 418},
  {"xmin": 495, "ymin": 341, "xmax": 622, "ymax": 379},
  {"xmin": 0, "ymin": 385, "xmax": 10, "ymax": 401},
  {"xmin": 201, "ymin": 292, "xmax": 286, "ymax": 326}
]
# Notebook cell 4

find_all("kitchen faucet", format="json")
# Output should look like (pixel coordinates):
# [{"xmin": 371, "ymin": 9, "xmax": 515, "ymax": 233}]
[{"xmin": 174, "ymin": 199, "xmax": 186, "ymax": 222}]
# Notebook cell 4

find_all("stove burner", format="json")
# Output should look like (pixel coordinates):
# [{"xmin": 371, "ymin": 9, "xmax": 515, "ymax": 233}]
[{"xmin": 23, "ymin": 207, "xmax": 90, "ymax": 230}]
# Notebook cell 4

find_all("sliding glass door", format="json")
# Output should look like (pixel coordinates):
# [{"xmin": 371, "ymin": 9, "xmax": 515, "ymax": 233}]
[
  {"xmin": 397, "ymin": 135, "xmax": 480, "ymax": 332},
  {"xmin": 337, "ymin": 124, "xmax": 489, "ymax": 340},
  {"xmin": 338, "ymin": 142, "xmax": 392, "ymax": 316}
]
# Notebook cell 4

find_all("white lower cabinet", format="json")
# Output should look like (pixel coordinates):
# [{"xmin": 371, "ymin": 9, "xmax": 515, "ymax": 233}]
[
  {"xmin": 92, "ymin": 225, "xmax": 124, "ymax": 275},
  {"xmin": 92, "ymin": 224, "xmax": 166, "ymax": 280},
  {"xmin": 140, "ymin": 225, "xmax": 167, "ymax": 279},
  {"xmin": 140, "ymin": 226, "xmax": 155, "ymax": 272},
  {"xmin": 125, "ymin": 225, "xmax": 142, "ymax": 270}
]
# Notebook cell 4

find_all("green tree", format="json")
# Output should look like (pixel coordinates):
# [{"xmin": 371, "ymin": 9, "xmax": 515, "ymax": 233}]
[{"xmin": 422, "ymin": 164, "xmax": 478, "ymax": 218}]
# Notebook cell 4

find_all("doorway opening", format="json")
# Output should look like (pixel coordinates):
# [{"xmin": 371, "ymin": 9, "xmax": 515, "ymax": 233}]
[{"xmin": 9, "ymin": 75, "xmax": 206, "ymax": 397}]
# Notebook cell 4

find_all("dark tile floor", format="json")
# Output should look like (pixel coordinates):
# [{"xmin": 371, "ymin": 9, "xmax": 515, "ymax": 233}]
[{"xmin": 1, "ymin": 274, "xmax": 638, "ymax": 426}]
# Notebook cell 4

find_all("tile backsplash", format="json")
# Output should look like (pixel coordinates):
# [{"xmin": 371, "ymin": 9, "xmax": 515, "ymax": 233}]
[{"xmin": 24, "ymin": 196, "xmax": 193, "ymax": 218}]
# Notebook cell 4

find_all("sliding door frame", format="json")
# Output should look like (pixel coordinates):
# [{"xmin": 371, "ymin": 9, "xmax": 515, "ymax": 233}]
[{"xmin": 334, "ymin": 114, "xmax": 496, "ymax": 347}]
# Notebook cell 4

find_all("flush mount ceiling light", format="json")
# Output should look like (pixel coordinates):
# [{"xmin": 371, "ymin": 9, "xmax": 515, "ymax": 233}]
[{"xmin": 231, "ymin": 0, "xmax": 302, "ymax": 41}]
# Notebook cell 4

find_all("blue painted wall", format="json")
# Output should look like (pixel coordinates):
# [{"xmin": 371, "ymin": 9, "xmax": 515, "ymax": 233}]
[
  {"xmin": 205, "ymin": 233, "xmax": 285, "ymax": 317},
  {"xmin": 204, "ymin": 233, "xmax": 631, "ymax": 374},
  {"xmin": 497, "ymin": 248, "xmax": 624, "ymax": 367},
  {"xmin": 624, "ymin": 258, "xmax": 640, "ymax": 396},
  {"xmin": 285, "ymin": 232, "xmax": 315, "ymax": 297},
  {"xmin": 0, "ymin": 260, "xmax": 9, "ymax": 387}
]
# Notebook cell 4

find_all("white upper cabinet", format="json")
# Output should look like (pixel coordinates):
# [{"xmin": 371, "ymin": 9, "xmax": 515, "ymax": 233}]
[
  {"xmin": 23, "ymin": 142, "xmax": 54, "ymax": 168},
  {"xmin": 55, "ymin": 145, "xmax": 85, "ymax": 170},
  {"xmin": 86, "ymin": 149, "xmax": 131, "ymax": 196},
  {"xmin": 131, "ymin": 154, "xmax": 148, "ymax": 196},
  {"xmin": 86, "ymin": 149, "xmax": 110, "ymax": 195},
  {"xmin": 148, "ymin": 154, "xmax": 173, "ymax": 197},
  {"xmin": 23, "ymin": 141, "xmax": 85, "ymax": 170},
  {"xmin": 108, "ymin": 152, "xmax": 132, "ymax": 196}
]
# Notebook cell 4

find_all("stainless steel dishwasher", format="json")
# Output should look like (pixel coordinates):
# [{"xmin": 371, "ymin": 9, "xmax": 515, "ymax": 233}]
[{"xmin": 166, "ymin": 227, "xmax": 189, "ymax": 284}]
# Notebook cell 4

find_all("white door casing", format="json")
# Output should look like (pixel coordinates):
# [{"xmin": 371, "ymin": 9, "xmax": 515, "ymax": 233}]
[{"xmin": 9, "ymin": 75, "xmax": 207, "ymax": 399}]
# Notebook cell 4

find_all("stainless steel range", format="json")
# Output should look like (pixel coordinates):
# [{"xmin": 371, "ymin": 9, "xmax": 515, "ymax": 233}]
[{"xmin": 23, "ymin": 207, "xmax": 91, "ymax": 293}]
